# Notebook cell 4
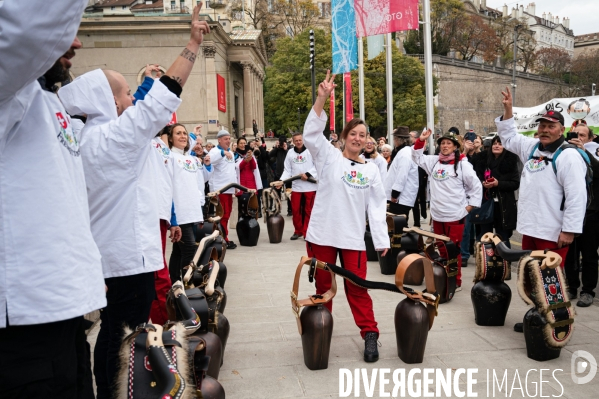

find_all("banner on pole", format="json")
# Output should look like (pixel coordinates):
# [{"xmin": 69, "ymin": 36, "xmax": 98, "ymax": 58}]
[
  {"xmin": 344, "ymin": 73, "xmax": 354, "ymax": 122},
  {"xmin": 367, "ymin": 34, "xmax": 385, "ymax": 60},
  {"xmin": 330, "ymin": 89, "xmax": 336, "ymax": 133},
  {"xmin": 512, "ymin": 96, "xmax": 599, "ymax": 136},
  {"xmin": 355, "ymin": 0, "xmax": 419, "ymax": 37},
  {"xmin": 217, "ymin": 74, "xmax": 226, "ymax": 112},
  {"xmin": 168, "ymin": 112, "xmax": 177, "ymax": 125},
  {"xmin": 332, "ymin": 0, "xmax": 358, "ymax": 74}
]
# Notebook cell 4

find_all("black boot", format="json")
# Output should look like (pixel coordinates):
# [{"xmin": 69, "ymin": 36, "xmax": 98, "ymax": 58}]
[
  {"xmin": 514, "ymin": 323, "xmax": 523, "ymax": 333},
  {"xmin": 363, "ymin": 332, "xmax": 379, "ymax": 363}
]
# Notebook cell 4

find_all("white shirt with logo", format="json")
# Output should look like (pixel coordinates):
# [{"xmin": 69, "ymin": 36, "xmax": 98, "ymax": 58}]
[
  {"xmin": 171, "ymin": 148, "xmax": 211, "ymax": 225},
  {"xmin": 360, "ymin": 152, "xmax": 388, "ymax": 182},
  {"xmin": 412, "ymin": 147, "xmax": 482, "ymax": 223},
  {"xmin": 303, "ymin": 109, "xmax": 389, "ymax": 251},
  {"xmin": 384, "ymin": 146, "xmax": 419, "ymax": 207},
  {"xmin": 151, "ymin": 138, "xmax": 174, "ymax": 222},
  {"xmin": 495, "ymin": 116, "xmax": 587, "ymax": 241},
  {"xmin": 280, "ymin": 147, "xmax": 318, "ymax": 192},
  {"xmin": 0, "ymin": 0, "xmax": 106, "ymax": 327},
  {"xmin": 208, "ymin": 146, "xmax": 237, "ymax": 194}
]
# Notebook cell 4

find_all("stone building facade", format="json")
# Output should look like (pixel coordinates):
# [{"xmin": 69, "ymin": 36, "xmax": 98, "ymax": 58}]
[
  {"xmin": 575, "ymin": 32, "xmax": 599, "ymax": 58},
  {"xmin": 74, "ymin": 12, "xmax": 266, "ymax": 137}
]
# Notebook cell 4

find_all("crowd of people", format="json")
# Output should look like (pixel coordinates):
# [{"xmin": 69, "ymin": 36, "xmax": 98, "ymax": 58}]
[{"xmin": 1, "ymin": 1, "xmax": 598, "ymax": 397}]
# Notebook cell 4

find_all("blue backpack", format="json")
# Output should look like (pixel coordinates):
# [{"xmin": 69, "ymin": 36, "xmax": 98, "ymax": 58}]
[{"xmin": 528, "ymin": 142, "xmax": 594, "ymax": 210}]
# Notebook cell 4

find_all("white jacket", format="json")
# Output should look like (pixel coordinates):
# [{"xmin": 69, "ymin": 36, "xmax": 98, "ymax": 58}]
[
  {"xmin": 495, "ymin": 116, "xmax": 587, "ymax": 241},
  {"xmin": 303, "ymin": 109, "xmax": 389, "ymax": 251},
  {"xmin": 151, "ymin": 138, "xmax": 174, "ymax": 222},
  {"xmin": 59, "ymin": 70, "xmax": 181, "ymax": 278},
  {"xmin": 171, "ymin": 148, "xmax": 211, "ymax": 225},
  {"xmin": 384, "ymin": 146, "xmax": 419, "ymax": 207},
  {"xmin": 412, "ymin": 146, "xmax": 482, "ymax": 222},
  {"xmin": 279, "ymin": 147, "xmax": 318, "ymax": 192},
  {"xmin": 208, "ymin": 146, "xmax": 237, "ymax": 194},
  {"xmin": 360, "ymin": 152, "xmax": 388, "ymax": 182},
  {"xmin": 0, "ymin": 0, "xmax": 106, "ymax": 327}
]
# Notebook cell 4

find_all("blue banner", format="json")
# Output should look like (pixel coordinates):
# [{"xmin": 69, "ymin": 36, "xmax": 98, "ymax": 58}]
[{"xmin": 332, "ymin": 0, "xmax": 358, "ymax": 74}]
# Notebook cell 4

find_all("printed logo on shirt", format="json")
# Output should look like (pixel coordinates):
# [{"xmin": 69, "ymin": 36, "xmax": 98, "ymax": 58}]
[
  {"xmin": 176, "ymin": 157, "xmax": 199, "ymax": 172},
  {"xmin": 432, "ymin": 168, "xmax": 449, "ymax": 181},
  {"xmin": 153, "ymin": 141, "xmax": 171, "ymax": 159},
  {"xmin": 524, "ymin": 158, "xmax": 547, "ymax": 173},
  {"xmin": 55, "ymin": 112, "xmax": 80, "ymax": 157},
  {"xmin": 293, "ymin": 155, "xmax": 307, "ymax": 164},
  {"xmin": 341, "ymin": 170, "xmax": 370, "ymax": 189}
]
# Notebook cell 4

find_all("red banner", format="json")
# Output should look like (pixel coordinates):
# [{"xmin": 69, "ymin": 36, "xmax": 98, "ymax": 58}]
[
  {"xmin": 344, "ymin": 73, "xmax": 354, "ymax": 122},
  {"xmin": 355, "ymin": 0, "xmax": 419, "ymax": 37},
  {"xmin": 330, "ymin": 89, "xmax": 335, "ymax": 134},
  {"xmin": 217, "ymin": 74, "xmax": 226, "ymax": 112}
]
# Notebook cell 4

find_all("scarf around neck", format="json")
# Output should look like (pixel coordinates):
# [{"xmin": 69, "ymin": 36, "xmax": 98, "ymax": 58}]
[{"xmin": 438, "ymin": 152, "xmax": 455, "ymax": 163}]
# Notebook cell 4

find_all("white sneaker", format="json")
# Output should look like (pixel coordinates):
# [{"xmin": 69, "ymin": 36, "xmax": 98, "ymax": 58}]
[{"xmin": 455, "ymin": 286, "xmax": 462, "ymax": 292}]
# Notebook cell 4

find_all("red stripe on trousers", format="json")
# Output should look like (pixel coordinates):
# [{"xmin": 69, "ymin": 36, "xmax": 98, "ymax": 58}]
[
  {"xmin": 291, "ymin": 191, "xmax": 316, "ymax": 237},
  {"xmin": 522, "ymin": 235, "xmax": 569, "ymax": 267},
  {"xmin": 306, "ymin": 242, "xmax": 379, "ymax": 338},
  {"xmin": 150, "ymin": 219, "xmax": 172, "ymax": 325},
  {"xmin": 218, "ymin": 193, "xmax": 233, "ymax": 242},
  {"xmin": 432, "ymin": 220, "xmax": 463, "ymax": 287}
]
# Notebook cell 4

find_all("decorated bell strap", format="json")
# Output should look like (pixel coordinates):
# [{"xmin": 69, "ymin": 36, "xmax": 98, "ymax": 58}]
[
  {"xmin": 186, "ymin": 336, "xmax": 211, "ymax": 392},
  {"xmin": 424, "ymin": 241, "xmax": 459, "ymax": 278},
  {"xmin": 291, "ymin": 257, "xmax": 338, "ymax": 335},
  {"xmin": 189, "ymin": 230, "xmax": 220, "ymax": 269},
  {"xmin": 166, "ymin": 286, "xmax": 210, "ymax": 334},
  {"xmin": 474, "ymin": 233, "xmax": 509, "ymax": 282},
  {"xmin": 146, "ymin": 325, "xmax": 187, "ymax": 399},
  {"xmin": 207, "ymin": 182, "xmax": 252, "ymax": 198},
  {"xmin": 238, "ymin": 190, "xmax": 260, "ymax": 218},
  {"xmin": 385, "ymin": 213, "xmax": 408, "ymax": 249},
  {"xmin": 395, "ymin": 253, "xmax": 440, "ymax": 329},
  {"xmin": 184, "ymin": 260, "xmax": 220, "ymax": 295},
  {"xmin": 261, "ymin": 188, "xmax": 281, "ymax": 221},
  {"xmin": 171, "ymin": 282, "xmax": 202, "ymax": 332},
  {"xmin": 517, "ymin": 252, "xmax": 574, "ymax": 348}
]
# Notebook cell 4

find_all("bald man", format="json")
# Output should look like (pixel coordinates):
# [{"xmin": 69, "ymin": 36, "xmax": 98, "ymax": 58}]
[{"xmin": 59, "ymin": 4, "xmax": 210, "ymax": 397}]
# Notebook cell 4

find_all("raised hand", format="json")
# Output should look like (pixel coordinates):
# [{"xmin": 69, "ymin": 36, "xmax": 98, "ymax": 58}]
[
  {"xmin": 420, "ymin": 128, "xmax": 432, "ymax": 142},
  {"xmin": 190, "ymin": 3, "xmax": 210, "ymax": 46},
  {"xmin": 144, "ymin": 64, "xmax": 161, "ymax": 78},
  {"xmin": 318, "ymin": 70, "xmax": 337, "ymax": 99},
  {"xmin": 501, "ymin": 86, "xmax": 513, "ymax": 120}
]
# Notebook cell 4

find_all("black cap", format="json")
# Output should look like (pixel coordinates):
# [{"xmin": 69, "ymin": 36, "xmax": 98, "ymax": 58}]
[
  {"xmin": 535, "ymin": 110, "xmax": 564, "ymax": 126},
  {"xmin": 448, "ymin": 126, "xmax": 460, "ymax": 135}
]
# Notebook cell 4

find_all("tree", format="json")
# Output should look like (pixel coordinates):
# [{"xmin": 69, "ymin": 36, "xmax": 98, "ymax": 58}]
[
  {"xmin": 535, "ymin": 47, "xmax": 572, "ymax": 79},
  {"xmin": 491, "ymin": 17, "xmax": 537, "ymax": 70},
  {"xmin": 452, "ymin": 15, "xmax": 497, "ymax": 61},
  {"xmin": 229, "ymin": 0, "xmax": 285, "ymax": 59},
  {"xmin": 276, "ymin": 0, "xmax": 320, "ymax": 38},
  {"xmin": 263, "ymin": 29, "xmax": 437, "ymax": 135},
  {"xmin": 403, "ymin": 0, "xmax": 465, "ymax": 56},
  {"xmin": 571, "ymin": 49, "xmax": 599, "ymax": 95}
]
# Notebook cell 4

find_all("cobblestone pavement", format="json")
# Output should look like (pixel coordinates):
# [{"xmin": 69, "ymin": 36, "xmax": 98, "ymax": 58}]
[{"xmin": 88, "ymin": 214, "xmax": 599, "ymax": 398}]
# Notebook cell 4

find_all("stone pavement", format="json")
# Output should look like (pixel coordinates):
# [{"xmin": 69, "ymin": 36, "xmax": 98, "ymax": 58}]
[{"xmin": 88, "ymin": 215, "xmax": 599, "ymax": 398}]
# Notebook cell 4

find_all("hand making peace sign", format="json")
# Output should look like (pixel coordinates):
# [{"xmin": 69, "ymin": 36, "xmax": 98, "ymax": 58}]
[
  {"xmin": 190, "ymin": 3, "xmax": 210, "ymax": 45},
  {"xmin": 318, "ymin": 70, "xmax": 337, "ymax": 99},
  {"xmin": 501, "ymin": 86, "xmax": 513, "ymax": 120}
]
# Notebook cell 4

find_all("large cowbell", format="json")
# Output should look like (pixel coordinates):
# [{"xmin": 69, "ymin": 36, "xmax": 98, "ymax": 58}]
[
  {"xmin": 378, "ymin": 214, "xmax": 408, "ymax": 275},
  {"xmin": 236, "ymin": 191, "xmax": 260, "ymax": 246}
]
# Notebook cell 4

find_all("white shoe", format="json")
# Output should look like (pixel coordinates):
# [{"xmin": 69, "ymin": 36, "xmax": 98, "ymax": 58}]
[{"xmin": 455, "ymin": 286, "xmax": 462, "ymax": 292}]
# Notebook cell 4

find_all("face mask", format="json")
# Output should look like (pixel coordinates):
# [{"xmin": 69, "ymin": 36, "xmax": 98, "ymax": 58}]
[{"xmin": 571, "ymin": 111, "xmax": 588, "ymax": 120}]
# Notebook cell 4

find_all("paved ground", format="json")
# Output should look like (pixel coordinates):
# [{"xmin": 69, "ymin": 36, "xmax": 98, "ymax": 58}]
[{"xmin": 88, "ymin": 213, "xmax": 599, "ymax": 398}]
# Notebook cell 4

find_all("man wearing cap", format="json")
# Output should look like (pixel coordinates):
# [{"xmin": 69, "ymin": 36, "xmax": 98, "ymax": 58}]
[
  {"xmin": 208, "ymin": 129, "xmax": 238, "ymax": 249},
  {"xmin": 497, "ymin": 87, "xmax": 587, "ymax": 266},
  {"xmin": 384, "ymin": 126, "xmax": 420, "ymax": 218}
]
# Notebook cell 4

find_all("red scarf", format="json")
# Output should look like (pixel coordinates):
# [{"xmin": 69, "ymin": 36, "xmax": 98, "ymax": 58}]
[{"xmin": 438, "ymin": 152, "xmax": 465, "ymax": 164}]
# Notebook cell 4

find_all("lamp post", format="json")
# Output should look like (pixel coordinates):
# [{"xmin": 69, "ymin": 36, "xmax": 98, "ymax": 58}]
[
  {"xmin": 298, "ymin": 107, "xmax": 301, "ymax": 132},
  {"xmin": 309, "ymin": 30, "xmax": 316, "ymax": 104},
  {"xmin": 511, "ymin": 24, "xmax": 522, "ymax": 106}
]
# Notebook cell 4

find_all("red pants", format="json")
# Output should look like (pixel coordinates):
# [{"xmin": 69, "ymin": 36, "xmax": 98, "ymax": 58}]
[
  {"xmin": 306, "ymin": 242, "xmax": 378, "ymax": 338},
  {"xmin": 432, "ymin": 220, "xmax": 464, "ymax": 287},
  {"xmin": 522, "ymin": 235, "xmax": 569, "ymax": 267},
  {"xmin": 218, "ymin": 193, "xmax": 233, "ymax": 242},
  {"xmin": 150, "ymin": 220, "xmax": 172, "ymax": 325},
  {"xmin": 291, "ymin": 191, "xmax": 316, "ymax": 237}
]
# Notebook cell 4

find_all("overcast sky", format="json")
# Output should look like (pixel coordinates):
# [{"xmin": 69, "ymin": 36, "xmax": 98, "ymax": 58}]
[{"xmin": 486, "ymin": 0, "xmax": 598, "ymax": 36}]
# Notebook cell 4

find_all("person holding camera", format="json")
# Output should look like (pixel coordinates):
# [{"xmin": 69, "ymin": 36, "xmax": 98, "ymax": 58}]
[
  {"xmin": 563, "ymin": 123, "xmax": 599, "ymax": 307},
  {"xmin": 413, "ymin": 129, "xmax": 482, "ymax": 291},
  {"xmin": 235, "ymin": 136, "xmax": 262, "ymax": 193},
  {"xmin": 270, "ymin": 136, "xmax": 292, "ymax": 215}
]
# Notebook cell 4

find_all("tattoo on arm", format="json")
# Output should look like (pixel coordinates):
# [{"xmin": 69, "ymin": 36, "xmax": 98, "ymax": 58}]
[
  {"xmin": 180, "ymin": 48, "xmax": 197, "ymax": 63},
  {"xmin": 171, "ymin": 76, "xmax": 183, "ymax": 85}
]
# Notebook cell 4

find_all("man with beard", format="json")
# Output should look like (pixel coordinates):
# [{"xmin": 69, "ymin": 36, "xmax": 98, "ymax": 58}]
[
  {"xmin": 0, "ymin": 1, "xmax": 106, "ymax": 398},
  {"xmin": 496, "ymin": 87, "xmax": 587, "ymax": 332},
  {"xmin": 277, "ymin": 132, "xmax": 318, "ymax": 239}
]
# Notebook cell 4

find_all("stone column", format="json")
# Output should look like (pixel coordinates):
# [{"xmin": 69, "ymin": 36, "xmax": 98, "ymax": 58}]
[
  {"xmin": 242, "ymin": 62, "xmax": 254, "ymax": 136},
  {"xmin": 202, "ymin": 45, "xmax": 218, "ymax": 135},
  {"xmin": 258, "ymin": 72, "xmax": 264, "ymax": 133}
]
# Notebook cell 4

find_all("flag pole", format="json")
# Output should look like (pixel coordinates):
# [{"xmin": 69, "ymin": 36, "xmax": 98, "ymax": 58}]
[
  {"xmin": 386, "ymin": 33, "xmax": 393, "ymax": 144},
  {"xmin": 423, "ymin": 0, "xmax": 435, "ymax": 154},
  {"xmin": 358, "ymin": 37, "xmax": 365, "ymax": 121}
]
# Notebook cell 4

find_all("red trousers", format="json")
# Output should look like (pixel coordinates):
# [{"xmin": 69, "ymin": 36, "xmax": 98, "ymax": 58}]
[
  {"xmin": 150, "ymin": 220, "xmax": 172, "ymax": 325},
  {"xmin": 218, "ymin": 193, "xmax": 233, "ymax": 242},
  {"xmin": 291, "ymin": 191, "xmax": 316, "ymax": 237},
  {"xmin": 432, "ymin": 220, "xmax": 464, "ymax": 287},
  {"xmin": 306, "ymin": 242, "xmax": 378, "ymax": 338},
  {"xmin": 522, "ymin": 235, "xmax": 569, "ymax": 267}
]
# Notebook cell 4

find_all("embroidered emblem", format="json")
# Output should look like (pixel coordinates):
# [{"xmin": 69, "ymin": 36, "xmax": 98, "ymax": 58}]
[
  {"xmin": 341, "ymin": 170, "xmax": 370, "ymax": 189},
  {"xmin": 176, "ymin": 157, "xmax": 199, "ymax": 172},
  {"xmin": 293, "ymin": 155, "xmax": 306, "ymax": 164},
  {"xmin": 485, "ymin": 248, "xmax": 494, "ymax": 257},
  {"xmin": 55, "ymin": 112, "xmax": 80, "ymax": 156},
  {"xmin": 525, "ymin": 158, "xmax": 546, "ymax": 173},
  {"xmin": 432, "ymin": 168, "xmax": 449, "ymax": 181}
]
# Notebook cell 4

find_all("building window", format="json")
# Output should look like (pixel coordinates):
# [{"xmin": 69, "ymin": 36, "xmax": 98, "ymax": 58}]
[
  {"xmin": 205, "ymin": 0, "xmax": 210, "ymax": 8},
  {"xmin": 171, "ymin": 1, "xmax": 176, "ymax": 10},
  {"xmin": 122, "ymin": 6, "xmax": 127, "ymax": 10},
  {"xmin": 111, "ymin": 6, "xmax": 115, "ymax": 10}
]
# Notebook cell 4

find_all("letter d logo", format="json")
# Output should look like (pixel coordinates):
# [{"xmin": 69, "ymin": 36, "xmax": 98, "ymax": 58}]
[{"xmin": 571, "ymin": 350, "xmax": 597, "ymax": 385}]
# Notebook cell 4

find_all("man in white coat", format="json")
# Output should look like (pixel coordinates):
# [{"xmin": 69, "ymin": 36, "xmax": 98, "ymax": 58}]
[
  {"xmin": 497, "ymin": 88, "xmax": 587, "ymax": 332},
  {"xmin": 278, "ymin": 132, "xmax": 318, "ymax": 240},
  {"xmin": 58, "ymin": 5, "xmax": 210, "ymax": 397},
  {"xmin": 0, "ymin": 1, "xmax": 106, "ymax": 397},
  {"xmin": 384, "ymin": 127, "xmax": 420, "ymax": 218}
]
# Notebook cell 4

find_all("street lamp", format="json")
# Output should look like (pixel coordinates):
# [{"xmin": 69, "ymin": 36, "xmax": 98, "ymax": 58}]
[
  {"xmin": 511, "ymin": 24, "xmax": 522, "ymax": 107},
  {"xmin": 298, "ymin": 107, "xmax": 301, "ymax": 132},
  {"xmin": 309, "ymin": 30, "xmax": 316, "ymax": 104}
]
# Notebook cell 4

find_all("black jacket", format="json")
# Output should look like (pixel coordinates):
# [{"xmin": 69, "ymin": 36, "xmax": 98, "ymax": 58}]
[
  {"xmin": 253, "ymin": 138, "xmax": 271, "ymax": 184},
  {"xmin": 584, "ymin": 148, "xmax": 599, "ymax": 212},
  {"xmin": 471, "ymin": 150, "xmax": 520, "ymax": 231},
  {"xmin": 269, "ymin": 146, "xmax": 288, "ymax": 180}
]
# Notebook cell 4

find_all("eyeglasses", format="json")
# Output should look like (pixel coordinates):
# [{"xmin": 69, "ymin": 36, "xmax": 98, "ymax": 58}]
[{"xmin": 365, "ymin": 142, "xmax": 374, "ymax": 146}]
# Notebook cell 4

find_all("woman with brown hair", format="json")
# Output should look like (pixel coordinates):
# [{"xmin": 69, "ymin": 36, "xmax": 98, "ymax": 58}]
[
  {"xmin": 303, "ymin": 71, "xmax": 389, "ymax": 363},
  {"xmin": 166, "ymin": 123, "xmax": 212, "ymax": 283},
  {"xmin": 361, "ymin": 136, "xmax": 388, "ymax": 181}
]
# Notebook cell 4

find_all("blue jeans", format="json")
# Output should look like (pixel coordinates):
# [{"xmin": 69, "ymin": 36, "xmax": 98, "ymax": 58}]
[
  {"xmin": 461, "ymin": 213, "xmax": 474, "ymax": 259},
  {"xmin": 94, "ymin": 271, "xmax": 155, "ymax": 399}
]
